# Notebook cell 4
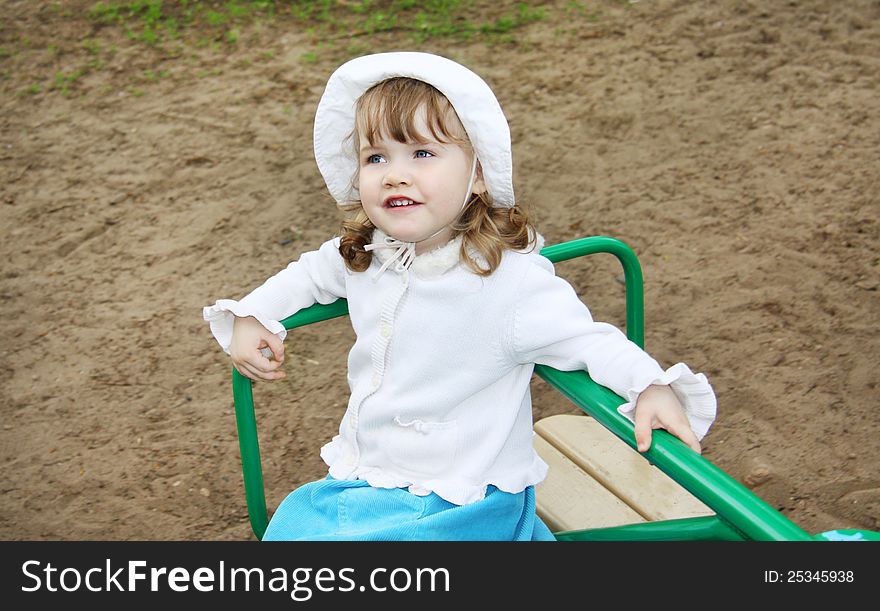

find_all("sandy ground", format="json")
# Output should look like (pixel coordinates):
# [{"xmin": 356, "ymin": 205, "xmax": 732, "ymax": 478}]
[{"xmin": 1, "ymin": 0, "xmax": 878, "ymax": 540}]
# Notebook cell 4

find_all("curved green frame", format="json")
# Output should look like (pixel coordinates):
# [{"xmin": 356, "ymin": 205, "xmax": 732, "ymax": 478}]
[{"xmin": 229, "ymin": 236, "xmax": 859, "ymax": 541}]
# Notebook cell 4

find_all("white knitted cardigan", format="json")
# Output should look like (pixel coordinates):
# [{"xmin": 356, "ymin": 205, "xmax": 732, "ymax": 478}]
[{"xmin": 204, "ymin": 231, "xmax": 716, "ymax": 505}]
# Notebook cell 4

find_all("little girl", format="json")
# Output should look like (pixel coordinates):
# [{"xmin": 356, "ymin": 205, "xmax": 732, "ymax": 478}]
[{"xmin": 203, "ymin": 52, "xmax": 716, "ymax": 541}]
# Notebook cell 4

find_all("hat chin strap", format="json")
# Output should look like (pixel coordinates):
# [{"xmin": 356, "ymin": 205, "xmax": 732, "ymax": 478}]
[{"xmin": 364, "ymin": 156, "xmax": 478, "ymax": 278}]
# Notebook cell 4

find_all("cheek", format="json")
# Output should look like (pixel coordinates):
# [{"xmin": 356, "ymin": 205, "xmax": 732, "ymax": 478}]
[
  {"xmin": 358, "ymin": 187, "xmax": 383, "ymax": 216},
  {"xmin": 358, "ymin": 164, "xmax": 383, "ymax": 182},
  {"xmin": 357, "ymin": 172, "xmax": 378, "ymax": 200},
  {"xmin": 361, "ymin": 208, "xmax": 381, "ymax": 228}
]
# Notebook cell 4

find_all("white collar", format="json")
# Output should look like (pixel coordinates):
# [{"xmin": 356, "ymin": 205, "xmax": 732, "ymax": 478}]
[{"xmin": 369, "ymin": 229, "xmax": 462, "ymax": 279}]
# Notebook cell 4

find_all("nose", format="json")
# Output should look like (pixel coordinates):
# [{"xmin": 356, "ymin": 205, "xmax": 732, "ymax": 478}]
[{"xmin": 382, "ymin": 160, "xmax": 412, "ymax": 188}]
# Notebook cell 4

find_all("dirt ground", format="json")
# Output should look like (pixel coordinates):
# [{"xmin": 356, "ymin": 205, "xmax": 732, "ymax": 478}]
[{"xmin": 1, "ymin": 0, "xmax": 878, "ymax": 540}]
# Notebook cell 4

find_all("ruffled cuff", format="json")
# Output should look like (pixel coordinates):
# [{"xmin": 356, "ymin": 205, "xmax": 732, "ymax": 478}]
[
  {"xmin": 617, "ymin": 362, "xmax": 717, "ymax": 440},
  {"xmin": 202, "ymin": 299, "xmax": 288, "ymax": 354}
]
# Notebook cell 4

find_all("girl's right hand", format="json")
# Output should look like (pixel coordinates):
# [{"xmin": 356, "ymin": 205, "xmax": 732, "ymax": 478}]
[{"xmin": 229, "ymin": 316, "xmax": 286, "ymax": 382}]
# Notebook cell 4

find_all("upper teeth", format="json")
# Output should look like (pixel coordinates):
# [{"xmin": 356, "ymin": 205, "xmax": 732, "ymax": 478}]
[{"xmin": 389, "ymin": 199, "xmax": 415, "ymax": 207}]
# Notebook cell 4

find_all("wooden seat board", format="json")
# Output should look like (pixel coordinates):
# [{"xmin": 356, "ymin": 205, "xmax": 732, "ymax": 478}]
[
  {"xmin": 533, "ymin": 435, "xmax": 645, "ymax": 533},
  {"xmin": 535, "ymin": 414, "xmax": 713, "ymax": 523}
]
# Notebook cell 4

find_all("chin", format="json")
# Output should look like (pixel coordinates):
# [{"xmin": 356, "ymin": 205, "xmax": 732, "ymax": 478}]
[{"xmin": 377, "ymin": 224, "xmax": 428, "ymax": 243}]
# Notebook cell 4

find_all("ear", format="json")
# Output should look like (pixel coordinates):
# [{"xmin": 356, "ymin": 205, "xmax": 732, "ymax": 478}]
[{"xmin": 471, "ymin": 160, "xmax": 486, "ymax": 195}]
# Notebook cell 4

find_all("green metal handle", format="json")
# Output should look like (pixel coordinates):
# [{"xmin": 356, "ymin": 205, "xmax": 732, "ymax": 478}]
[
  {"xmin": 231, "ymin": 369, "xmax": 268, "ymax": 539},
  {"xmin": 537, "ymin": 238, "xmax": 809, "ymax": 539},
  {"xmin": 540, "ymin": 236, "xmax": 644, "ymax": 348},
  {"xmin": 231, "ymin": 301, "xmax": 350, "ymax": 539},
  {"xmin": 535, "ymin": 238, "xmax": 812, "ymax": 540},
  {"xmin": 554, "ymin": 515, "xmax": 745, "ymax": 542}
]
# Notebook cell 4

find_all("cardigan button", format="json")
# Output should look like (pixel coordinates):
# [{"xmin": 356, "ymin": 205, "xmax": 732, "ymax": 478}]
[
  {"xmin": 380, "ymin": 324, "xmax": 391, "ymax": 338},
  {"xmin": 371, "ymin": 374, "xmax": 381, "ymax": 387}
]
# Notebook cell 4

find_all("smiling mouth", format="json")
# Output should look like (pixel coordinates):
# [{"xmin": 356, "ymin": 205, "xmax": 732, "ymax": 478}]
[{"xmin": 384, "ymin": 197, "xmax": 423, "ymax": 208}]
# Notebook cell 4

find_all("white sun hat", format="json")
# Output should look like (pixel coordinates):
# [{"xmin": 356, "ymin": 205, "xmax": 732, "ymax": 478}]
[{"xmin": 313, "ymin": 51, "xmax": 515, "ymax": 208}]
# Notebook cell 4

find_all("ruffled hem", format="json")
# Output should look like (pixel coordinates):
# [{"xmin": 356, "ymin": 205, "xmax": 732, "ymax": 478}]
[
  {"xmin": 617, "ymin": 362, "xmax": 717, "ymax": 440},
  {"xmin": 202, "ymin": 299, "xmax": 287, "ymax": 354},
  {"xmin": 320, "ymin": 437, "xmax": 549, "ymax": 506}
]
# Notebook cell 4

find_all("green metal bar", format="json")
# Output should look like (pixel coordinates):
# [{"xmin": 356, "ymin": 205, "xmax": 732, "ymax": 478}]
[
  {"xmin": 540, "ymin": 237, "xmax": 644, "ymax": 348},
  {"xmin": 280, "ymin": 298, "xmax": 350, "ymax": 330},
  {"xmin": 535, "ymin": 365, "xmax": 814, "ymax": 541},
  {"xmin": 232, "ymin": 368, "xmax": 268, "ymax": 540},
  {"xmin": 554, "ymin": 515, "xmax": 747, "ymax": 541},
  {"xmin": 233, "ymin": 301, "xmax": 351, "ymax": 539}
]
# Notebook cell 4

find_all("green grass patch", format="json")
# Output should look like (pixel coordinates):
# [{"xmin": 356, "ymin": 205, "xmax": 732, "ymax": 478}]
[
  {"xmin": 85, "ymin": 1, "xmax": 551, "ymax": 50},
  {"xmin": 481, "ymin": 3, "xmax": 545, "ymax": 36},
  {"xmin": 52, "ymin": 68, "xmax": 87, "ymax": 96},
  {"xmin": 142, "ymin": 68, "xmax": 169, "ymax": 81},
  {"xmin": 89, "ymin": 0, "xmax": 275, "ymax": 46},
  {"xmin": 81, "ymin": 38, "xmax": 102, "ymax": 55}
]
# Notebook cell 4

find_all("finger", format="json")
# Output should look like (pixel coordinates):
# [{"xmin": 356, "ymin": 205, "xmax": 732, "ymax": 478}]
[
  {"xmin": 664, "ymin": 419, "xmax": 702, "ymax": 454},
  {"xmin": 239, "ymin": 361, "xmax": 264, "ymax": 380},
  {"xmin": 253, "ymin": 351, "xmax": 281, "ymax": 371},
  {"xmin": 264, "ymin": 333, "xmax": 285, "ymax": 362},
  {"xmin": 684, "ymin": 432, "xmax": 702, "ymax": 454},
  {"xmin": 258, "ymin": 343, "xmax": 283, "ymax": 363},
  {"xmin": 234, "ymin": 361, "xmax": 285, "ymax": 382},
  {"xmin": 251, "ymin": 350, "xmax": 283, "ymax": 373},
  {"xmin": 633, "ymin": 409, "xmax": 653, "ymax": 453},
  {"xmin": 241, "ymin": 360, "xmax": 285, "ymax": 382}
]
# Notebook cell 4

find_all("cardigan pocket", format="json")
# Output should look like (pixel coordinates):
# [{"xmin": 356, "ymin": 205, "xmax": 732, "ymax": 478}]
[{"xmin": 386, "ymin": 416, "xmax": 459, "ymax": 477}]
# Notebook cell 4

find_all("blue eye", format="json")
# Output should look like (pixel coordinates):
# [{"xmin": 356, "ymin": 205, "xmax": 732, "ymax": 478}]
[
  {"xmin": 414, "ymin": 150, "xmax": 434, "ymax": 158},
  {"xmin": 365, "ymin": 154, "xmax": 385, "ymax": 164}
]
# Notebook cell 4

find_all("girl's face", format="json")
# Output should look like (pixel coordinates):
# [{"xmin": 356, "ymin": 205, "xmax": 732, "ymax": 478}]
[{"xmin": 357, "ymin": 108, "xmax": 484, "ymax": 255}]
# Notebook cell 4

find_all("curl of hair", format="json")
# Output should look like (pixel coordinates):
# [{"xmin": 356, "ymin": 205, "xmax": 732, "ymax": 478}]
[
  {"xmin": 454, "ymin": 195, "xmax": 536, "ymax": 276},
  {"xmin": 338, "ymin": 205, "xmax": 376, "ymax": 273}
]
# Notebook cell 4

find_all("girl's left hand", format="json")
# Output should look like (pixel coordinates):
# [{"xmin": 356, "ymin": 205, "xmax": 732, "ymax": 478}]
[{"xmin": 633, "ymin": 384, "xmax": 701, "ymax": 454}]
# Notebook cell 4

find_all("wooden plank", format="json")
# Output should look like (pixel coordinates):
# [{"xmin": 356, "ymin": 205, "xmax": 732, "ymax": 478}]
[
  {"xmin": 535, "ymin": 414, "xmax": 713, "ymax": 522},
  {"xmin": 533, "ymin": 435, "xmax": 645, "ymax": 532}
]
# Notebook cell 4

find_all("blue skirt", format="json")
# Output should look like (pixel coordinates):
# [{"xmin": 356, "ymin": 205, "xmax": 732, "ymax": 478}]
[{"xmin": 262, "ymin": 477, "xmax": 557, "ymax": 541}]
